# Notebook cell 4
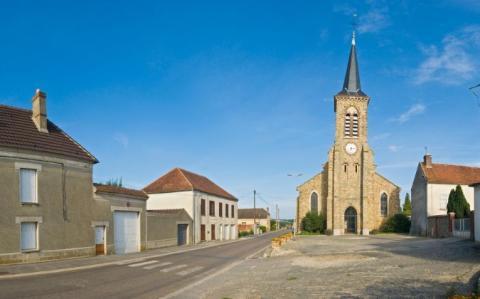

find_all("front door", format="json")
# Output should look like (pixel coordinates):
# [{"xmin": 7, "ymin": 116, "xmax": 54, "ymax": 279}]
[
  {"xmin": 211, "ymin": 224, "xmax": 216, "ymax": 240},
  {"xmin": 344, "ymin": 207, "xmax": 357, "ymax": 234},
  {"xmin": 200, "ymin": 224, "xmax": 206, "ymax": 241},
  {"xmin": 177, "ymin": 224, "xmax": 188, "ymax": 246},
  {"xmin": 95, "ymin": 226, "xmax": 106, "ymax": 255}
]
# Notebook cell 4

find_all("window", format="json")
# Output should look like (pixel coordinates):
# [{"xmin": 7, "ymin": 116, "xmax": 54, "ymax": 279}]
[
  {"xmin": 219, "ymin": 202, "xmax": 223, "ymax": 217},
  {"xmin": 201, "ymin": 199, "xmax": 206, "ymax": 216},
  {"xmin": 344, "ymin": 107, "xmax": 359, "ymax": 138},
  {"xmin": 20, "ymin": 169, "xmax": 37, "ymax": 204},
  {"xmin": 231, "ymin": 205, "xmax": 235, "ymax": 218},
  {"xmin": 355, "ymin": 164, "xmax": 359, "ymax": 173},
  {"xmin": 209, "ymin": 201, "xmax": 215, "ymax": 217},
  {"xmin": 310, "ymin": 192, "xmax": 318, "ymax": 214},
  {"xmin": 21, "ymin": 222, "xmax": 38, "ymax": 251},
  {"xmin": 381, "ymin": 193, "xmax": 388, "ymax": 217},
  {"xmin": 344, "ymin": 163, "xmax": 348, "ymax": 173},
  {"xmin": 226, "ymin": 204, "xmax": 229, "ymax": 218},
  {"xmin": 439, "ymin": 194, "xmax": 448, "ymax": 210}
]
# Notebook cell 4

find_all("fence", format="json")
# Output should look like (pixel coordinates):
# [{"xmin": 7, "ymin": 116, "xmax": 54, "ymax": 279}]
[{"xmin": 453, "ymin": 218, "xmax": 471, "ymax": 239}]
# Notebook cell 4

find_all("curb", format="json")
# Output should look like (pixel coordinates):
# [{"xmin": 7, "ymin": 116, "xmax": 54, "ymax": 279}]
[{"xmin": 0, "ymin": 237, "xmax": 250, "ymax": 280}]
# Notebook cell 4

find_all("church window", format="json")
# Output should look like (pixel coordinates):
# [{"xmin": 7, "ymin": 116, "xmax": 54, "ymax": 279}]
[
  {"xmin": 355, "ymin": 164, "xmax": 358, "ymax": 173},
  {"xmin": 344, "ymin": 163, "xmax": 348, "ymax": 173},
  {"xmin": 344, "ymin": 107, "xmax": 359, "ymax": 137},
  {"xmin": 310, "ymin": 192, "xmax": 318, "ymax": 214},
  {"xmin": 381, "ymin": 193, "xmax": 388, "ymax": 217}
]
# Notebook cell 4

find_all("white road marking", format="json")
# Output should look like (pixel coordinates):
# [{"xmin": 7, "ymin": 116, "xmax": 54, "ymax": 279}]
[
  {"xmin": 128, "ymin": 260, "xmax": 158, "ymax": 268},
  {"xmin": 160, "ymin": 264, "xmax": 187, "ymax": 273},
  {"xmin": 176, "ymin": 266, "xmax": 204, "ymax": 276},
  {"xmin": 115, "ymin": 258, "xmax": 146, "ymax": 265},
  {"xmin": 143, "ymin": 262, "xmax": 173, "ymax": 270}
]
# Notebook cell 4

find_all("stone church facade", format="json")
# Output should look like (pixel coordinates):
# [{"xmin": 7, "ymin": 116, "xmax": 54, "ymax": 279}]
[{"xmin": 296, "ymin": 35, "xmax": 400, "ymax": 235}]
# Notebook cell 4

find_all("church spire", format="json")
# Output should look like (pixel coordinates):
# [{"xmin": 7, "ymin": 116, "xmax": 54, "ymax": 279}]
[{"xmin": 341, "ymin": 31, "xmax": 364, "ymax": 95}]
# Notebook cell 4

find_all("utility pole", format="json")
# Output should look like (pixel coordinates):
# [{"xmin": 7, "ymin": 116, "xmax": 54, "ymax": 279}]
[
  {"xmin": 253, "ymin": 189, "xmax": 256, "ymax": 235},
  {"xmin": 276, "ymin": 204, "xmax": 279, "ymax": 231}
]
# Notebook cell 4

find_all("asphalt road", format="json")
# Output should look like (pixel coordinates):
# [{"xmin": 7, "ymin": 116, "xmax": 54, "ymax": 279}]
[{"xmin": 0, "ymin": 231, "xmax": 285, "ymax": 299}]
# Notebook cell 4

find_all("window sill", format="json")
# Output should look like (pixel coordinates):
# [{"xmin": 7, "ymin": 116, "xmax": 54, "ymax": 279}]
[
  {"xmin": 21, "ymin": 249, "xmax": 40, "ymax": 253},
  {"xmin": 21, "ymin": 203, "xmax": 39, "ymax": 206}
]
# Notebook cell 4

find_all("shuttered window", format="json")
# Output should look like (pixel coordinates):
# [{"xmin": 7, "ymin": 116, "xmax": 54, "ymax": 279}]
[
  {"xmin": 20, "ymin": 169, "xmax": 37, "ymax": 203},
  {"xmin": 231, "ymin": 205, "xmax": 235, "ymax": 218},
  {"xmin": 201, "ymin": 199, "xmax": 206, "ymax": 216},
  {"xmin": 219, "ymin": 202, "xmax": 223, "ymax": 217},
  {"xmin": 21, "ymin": 222, "xmax": 38, "ymax": 251},
  {"xmin": 226, "ymin": 204, "xmax": 229, "ymax": 218}
]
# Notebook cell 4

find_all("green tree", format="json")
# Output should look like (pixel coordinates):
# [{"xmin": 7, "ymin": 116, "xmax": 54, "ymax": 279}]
[
  {"xmin": 402, "ymin": 193, "xmax": 412, "ymax": 216},
  {"xmin": 301, "ymin": 212, "xmax": 326, "ymax": 233},
  {"xmin": 447, "ymin": 185, "xmax": 471, "ymax": 218},
  {"xmin": 105, "ymin": 177, "xmax": 123, "ymax": 187}
]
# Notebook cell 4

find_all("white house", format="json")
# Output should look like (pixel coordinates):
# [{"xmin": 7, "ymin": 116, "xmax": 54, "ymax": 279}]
[
  {"xmin": 471, "ymin": 182, "xmax": 480, "ymax": 242},
  {"xmin": 143, "ymin": 168, "xmax": 238, "ymax": 243},
  {"xmin": 410, "ymin": 154, "xmax": 480, "ymax": 236}
]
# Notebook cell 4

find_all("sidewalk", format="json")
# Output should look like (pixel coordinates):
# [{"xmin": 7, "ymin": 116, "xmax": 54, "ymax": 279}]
[{"xmin": 0, "ymin": 238, "xmax": 247, "ymax": 279}]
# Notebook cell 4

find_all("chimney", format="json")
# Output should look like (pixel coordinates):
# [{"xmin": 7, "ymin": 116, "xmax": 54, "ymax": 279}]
[
  {"xmin": 423, "ymin": 154, "xmax": 432, "ymax": 168},
  {"xmin": 32, "ymin": 89, "xmax": 48, "ymax": 133}
]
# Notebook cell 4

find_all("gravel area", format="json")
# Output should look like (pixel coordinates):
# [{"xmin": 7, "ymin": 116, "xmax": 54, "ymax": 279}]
[{"xmin": 184, "ymin": 234, "xmax": 480, "ymax": 298}]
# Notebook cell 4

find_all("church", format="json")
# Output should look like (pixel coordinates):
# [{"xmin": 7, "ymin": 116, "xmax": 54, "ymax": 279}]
[{"xmin": 296, "ymin": 34, "xmax": 400, "ymax": 235}]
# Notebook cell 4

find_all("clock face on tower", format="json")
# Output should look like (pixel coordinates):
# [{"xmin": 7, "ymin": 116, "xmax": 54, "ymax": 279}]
[{"xmin": 345, "ymin": 143, "xmax": 357, "ymax": 155}]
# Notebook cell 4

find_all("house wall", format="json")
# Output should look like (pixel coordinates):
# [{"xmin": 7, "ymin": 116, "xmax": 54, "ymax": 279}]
[
  {"xmin": 427, "ymin": 184, "xmax": 474, "ymax": 216},
  {"xmin": 411, "ymin": 164, "xmax": 427, "ymax": 236},
  {"xmin": 474, "ymin": 186, "xmax": 480, "ymax": 242},
  {"xmin": 237, "ymin": 218, "xmax": 271, "ymax": 232},
  {"xmin": 92, "ymin": 193, "xmax": 147, "ymax": 254},
  {"xmin": 146, "ymin": 211, "xmax": 193, "ymax": 249},
  {"xmin": 0, "ymin": 148, "xmax": 95, "ymax": 264},
  {"xmin": 146, "ymin": 191, "xmax": 238, "ymax": 244}
]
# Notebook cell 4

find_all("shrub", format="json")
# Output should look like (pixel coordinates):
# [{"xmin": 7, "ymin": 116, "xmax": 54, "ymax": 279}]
[
  {"xmin": 380, "ymin": 213, "xmax": 411, "ymax": 233},
  {"xmin": 259, "ymin": 225, "xmax": 267, "ymax": 233},
  {"xmin": 301, "ymin": 212, "xmax": 326, "ymax": 233},
  {"xmin": 238, "ymin": 230, "xmax": 253, "ymax": 238}
]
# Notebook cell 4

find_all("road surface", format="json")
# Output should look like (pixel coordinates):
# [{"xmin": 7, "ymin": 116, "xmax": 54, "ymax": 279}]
[{"xmin": 0, "ymin": 231, "xmax": 285, "ymax": 299}]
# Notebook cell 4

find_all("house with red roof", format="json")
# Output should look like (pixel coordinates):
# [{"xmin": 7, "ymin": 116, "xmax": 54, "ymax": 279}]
[
  {"xmin": 144, "ymin": 168, "xmax": 238, "ymax": 244},
  {"xmin": 411, "ymin": 154, "xmax": 480, "ymax": 236}
]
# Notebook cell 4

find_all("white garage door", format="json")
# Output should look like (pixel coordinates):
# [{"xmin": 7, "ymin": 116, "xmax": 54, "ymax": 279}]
[{"xmin": 114, "ymin": 211, "xmax": 140, "ymax": 254}]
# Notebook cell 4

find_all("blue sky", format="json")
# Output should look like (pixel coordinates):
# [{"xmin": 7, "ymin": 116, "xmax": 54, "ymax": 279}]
[{"xmin": 1, "ymin": 1, "xmax": 480, "ymax": 218}]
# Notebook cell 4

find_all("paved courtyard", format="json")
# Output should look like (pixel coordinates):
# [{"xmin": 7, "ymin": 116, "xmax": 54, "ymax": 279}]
[{"xmin": 183, "ymin": 234, "xmax": 480, "ymax": 298}]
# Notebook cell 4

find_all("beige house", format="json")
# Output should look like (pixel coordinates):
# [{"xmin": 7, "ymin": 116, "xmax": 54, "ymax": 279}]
[
  {"xmin": 144, "ymin": 168, "xmax": 238, "ymax": 243},
  {"xmin": 0, "ymin": 90, "xmax": 99, "ymax": 264},
  {"xmin": 92, "ymin": 184, "xmax": 148, "ymax": 255},
  {"xmin": 238, "ymin": 208, "xmax": 271, "ymax": 233},
  {"xmin": 296, "ymin": 35, "xmax": 400, "ymax": 235},
  {"xmin": 411, "ymin": 154, "xmax": 480, "ymax": 236},
  {"xmin": 146, "ymin": 209, "xmax": 193, "ymax": 248}
]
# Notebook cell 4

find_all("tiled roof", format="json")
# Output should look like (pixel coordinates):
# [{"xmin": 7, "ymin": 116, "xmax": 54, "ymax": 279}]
[
  {"xmin": 94, "ymin": 184, "xmax": 148, "ymax": 199},
  {"xmin": 143, "ymin": 168, "xmax": 237, "ymax": 201},
  {"xmin": 238, "ymin": 208, "xmax": 270, "ymax": 219},
  {"xmin": 421, "ymin": 163, "xmax": 480, "ymax": 185},
  {"xmin": 0, "ymin": 105, "xmax": 97, "ymax": 163}
]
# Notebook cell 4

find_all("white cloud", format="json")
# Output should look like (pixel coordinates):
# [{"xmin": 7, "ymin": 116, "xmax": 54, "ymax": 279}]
[
  {"xmin": 357, "ymin": 8, "xmax": 390, "ymax": 34},
  {"xmin": 371, "ymin": 132, "xmax": 391, "ymax": 141},
  {"xmin": 114, "ymin": 133, "xmax": 129, "ymax": 148},
  {"xmin": 388, "ymin": 145, "xmax": 400, "ymax": 152},
  {"xmin": 414, "ymin": 26, "xmax": 480, "ymax": 85},
  {"xmin": 390, "ymin": 104, "xmax": 426, "ymax": 124}
]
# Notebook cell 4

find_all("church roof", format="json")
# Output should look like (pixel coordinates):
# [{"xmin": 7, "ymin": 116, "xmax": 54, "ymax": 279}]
[{"xmin": 337, "ymin": 33, "xmax": 367, "ymax": 97}]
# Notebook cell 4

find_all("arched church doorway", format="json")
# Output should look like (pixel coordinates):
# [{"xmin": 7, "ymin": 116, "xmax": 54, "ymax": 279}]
[{"xmin": 344, "ymin": 207, "xmax": 357, "ymax": 234}]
